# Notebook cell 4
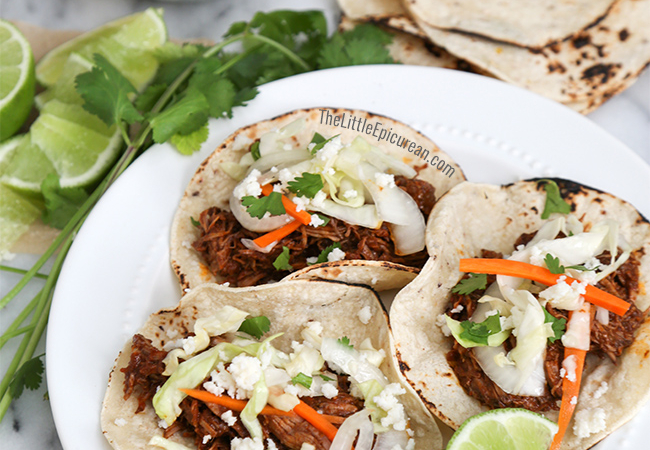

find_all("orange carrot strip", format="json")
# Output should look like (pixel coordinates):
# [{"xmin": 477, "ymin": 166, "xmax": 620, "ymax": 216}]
[
  {"xmin": 293, "ymin": 399, "xmax": 340, "ymax": 442},
  {"xmin": 180, "ymin": 389, "xmax": 345, "ymax": 425},
  {"xmin": 180, "ymin": 389, "xmax": 296, "ymax": 417},
  {"xmin": 550, "ymin": 310, "xmax": 588, "ymax": 450},
  {"xmin": 261, "ymin": 184, "xmax": 312, "ymax": 226},
  {"xmin": 459, "ymin": 258, "xmax": 630, "ymax": 316},
  {"xmin": 252, "ymin": 220, "xmax": 302, "ymax": 248}
]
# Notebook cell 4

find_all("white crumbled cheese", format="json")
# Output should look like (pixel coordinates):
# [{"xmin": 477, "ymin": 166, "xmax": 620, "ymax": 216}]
[
  {"xmin": 293, "ymin": 195, "xmax": 311, "ymax": 212},
  {"xmin": 309, "ymin": 214, "xmax": 325, "ymax": 228},
  {"xmin": 371, "ymin": 276, "xmax": 379, "ymax": 285},
  {"xmin": 593, "ymin": 381, "xmax": 609, "ymax": 399},
  {"xmin": 375, "ymin": 172, "xmax": 396, "ymax": 189},
  {"xmin": 516, "ymin": 244, "xmax": 525, "ymax": 252},
  {"xmin": 343, "ymin": 189, "xmax": 358, "ymax": 199},
  {"xmin": 449, "ymin": 304, "xmax": 464, "ymax": 314},
  {"xmin": 485, "ymin": 309, "xmax": 498, "ymax": 317},
  {"xmin": 405, "ymin": 439, "xmax": 416, "ymax": 450},
  {"xmin": 562, "ymin": 354, "xmax": 578, "ymax": 383},
  {"xmin": 436, "ymin": 314, "xmax": 452, "ymax": 337},
  {"xmin": 327, "ymin": 247, "xmax": 346, "ymax": 262},
  {"xmin": 306, "ymin": 256, "xmax": 319, "ymax": 264},
  {"xmin": 165, "ymin": 328, "xmax": 179, "ymax": 340},
  {"xmin": 267, "ymin": 439, "xmax": 278, "ymax": 450},
  {"xmin": 284, "ymin": 384, "xmax": 301, "ymax": 396},
  {"xmin": 278, "ymin": 168, "xmax": 295, "ymax": 186},
  {"xmin": 573, "ymin": 408, "xmax": 606, "ymax": 438},
  {"xmin": 158, "ymin": 419, "xmax": 169, "ymax": 429},
  {"xmin": 358, "ymin": 306, "xmax": 372, "ymax": 324},
  {"xmin": 560, "ymin": 368, "xmax": 566, "ymax": 378},
  {"xmin": 203, "ymin": 435, "xmax": 212, "ymax": 444},
  {"xmin": 374, "ymin": 383, "xmax": 408, "ymax": 430},
  {"xmin": 114, "ymin": 418, "xmax": 127, "ymax": 427},
  {"xmin": 222, "ymin": 282, "xmax": 230, "ymax": 287},
  {"xmin": 273, "ymin": 184, "xmax": 283, "ymax": 193},
  {"xmin": 322, "ymin": 167, "xmax": 335, "ymax": 175},
  {"xmin": 570, "ymin": 396, "xmax": 578, "ymax": 405},
  {"xmin": 270, "ymin": 166, "xmax": 279, "ymax": 173},
  {"xmin": 221, "ymin": 410, "xmax": 237, "ymax": 426},
  {"xmin": 229, "ymin": 354, "xmax": 263, "ymax": 391},
  {"xmin": 322, "ymin": 382, "xmax": 339, "ymax": 399},
  {"xmin": 182, "ymin": 336, "xmax": 196, "ymax": 354},
  {"xmin": 529, "ymin": 246, "xmax": 545, "ymax": 267},
  {"xmin": 316, "ymin": 136, "xmax": 343, "ymax": 162},
  {"xmin": 183, "ymin": 288, "xmax": 191, "ymax": 293},
  {"xmin": 311, "ymin": 190, "xmax": 327, "ymax": 208},
  {"xmin": 231, "ymin": 437, "xmax": 265, "ymax": 450},
  {"xmin": 234, "ymin": 169, "xmax": 262, "ymax": 199},
  {"xmin": 307, "ymin": 142, "xmax": 316, "ymax": 152},
  {"xmin": 301, "ymin": 444, "xmax": 316, "ymax": 450},
  {"xmin": 306, "ymin": 321, "xmax": 323, "ymax": 335},
  {"xmin": 539, "ymin": 276, "xmax": 586, "ymax": 311}
]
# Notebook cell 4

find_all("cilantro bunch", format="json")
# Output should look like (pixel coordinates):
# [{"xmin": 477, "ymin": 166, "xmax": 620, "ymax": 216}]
[{"xmin": 0, "ymin": 10, "xmax": 396, "ymax": 421}]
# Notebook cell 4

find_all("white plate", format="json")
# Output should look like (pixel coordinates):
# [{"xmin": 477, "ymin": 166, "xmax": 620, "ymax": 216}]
[{"xmin": 47, "ymin": 65, "xmax": 650, "ymax": 450}]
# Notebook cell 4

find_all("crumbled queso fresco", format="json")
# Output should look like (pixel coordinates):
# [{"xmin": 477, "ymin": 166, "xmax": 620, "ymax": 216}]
[
  {"xmin": 326, "ymin": 247, "xmax": 345, "ymax": 262},
  {"xmin": 573, "ymin": 407, "xmax": 607, "ymax": 438},
  {"xmin": 357, "ymin": 306, "xmax": 372, "ymax": 324}
]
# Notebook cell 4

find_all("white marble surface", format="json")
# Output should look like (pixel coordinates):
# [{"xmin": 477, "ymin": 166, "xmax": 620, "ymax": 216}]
[{"xmin": 0, "ymin": 1, "xmax": 648, "ymax": 449}]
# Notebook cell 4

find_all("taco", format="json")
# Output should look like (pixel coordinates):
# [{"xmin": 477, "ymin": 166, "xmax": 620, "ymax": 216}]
[
  {"xmin": 170, "ymin": 108, "xmax": 465, "ymax": 290},
  {"xmin": 101, "ymin": 280, "xmax": 442, "ymax": 449},
  {"xmin": 390, "ymin": 179, "xmax": 650, "ymax": 448}
]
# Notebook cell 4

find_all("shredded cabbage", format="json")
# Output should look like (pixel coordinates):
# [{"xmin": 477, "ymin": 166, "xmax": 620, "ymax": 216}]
[{"xmin": 148, "ymin": 436, "xmax": 194, "ymax": 450}]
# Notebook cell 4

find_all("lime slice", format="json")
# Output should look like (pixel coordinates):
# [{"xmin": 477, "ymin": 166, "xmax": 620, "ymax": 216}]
[
  {"xmin": 0, "ymin": 134, "xmax": 23, "ymax": 174},
  {"xmin": 36, "ymin": 8, "xmax": 166, "ymax": 89},
  {"xmin": 0, "ymin": 20, "xmax": 35, "ymax": 141},
  {"xmin": 0, "ymin": 133, "xmax": 56, "ymax": 194},
  {"xmin": 30, "ymin": 100, "xmax": 121, "ymax": 188},
  {"xmin": 0, "ymin": 184, "xmax": 41, "ymax": 255},
  {"xmin": 447, "ymin": 408, "xmax": 559, "ymax": 450},
  {"xmin": 35, "ymin": 53, "xmax": 93, "ymax": 109}
]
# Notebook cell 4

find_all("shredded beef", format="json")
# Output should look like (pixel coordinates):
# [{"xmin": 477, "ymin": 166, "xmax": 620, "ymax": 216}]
[
  {"xmin": 193, "ymin": 176, "xmax": 435, "ymax": 287},
  {"xmin": 122, "ymin": 334, "xmax": 169, "ymax": 413},
  {"xmin": 261, "ymin": 416, "xmax": 331, "ymax": 450},
  {"xmin": 445, "ymin": 243, "xmax": 647, "ymax": 413}
]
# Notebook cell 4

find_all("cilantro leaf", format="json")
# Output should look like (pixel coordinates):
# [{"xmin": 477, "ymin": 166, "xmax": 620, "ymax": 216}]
[
  {"xmin": 241, "ymin": 192, "xmax": 286, "ymax": 219},
  {"xmin": 318, "ymin": 374, "xmax": 335, "ymax": 382},
  {"xmin": 544, "ymin": 253, "xmax": 565, "ymax": 274},
  {"xmin": 292, "ymin": 373, "xmax": 313, "ymax": 389},
  {"xmin": 541, "ymin": 180, "xmax": 571, "ymax": 219},
  {"xmin": 309, "ymin": 134, "xmax": 338, "ymax": 155},
  {"xmin": 134, "ymin": 83, "xmax": 167, "ymax": 112},
  {"xmin": 190, "ymin": 216, "xmax": 200, "ymax": 227},
  {"xmin": 310, "ymin": 132, "xmax": 326, "ymax": 146},
  {"xmin": 250, "ymin": 141, "xmax": 261, "ymax": 161},
  {"xmin": 170, "ymin": 122, "xmax": 209, "ymax": 155},
  {"xmin": 459, "ymin": 314, "xmax": 502, "ymax": 346},
  {"xmin": 238, "ymin": 316, "xmax": 271, "ymax": 339},
  {"xmin": 41, "ymin": 174, "xmax": 89, "ymax": 229},
  {"xmin": 273, "ymin": 246, "xmax": 293, "ymax": 271},
  {"xmin": 338, "ymin": 336, "xmax": 353, "ymax": 349},
  {"xmin": 318, "ymin": 24, "xmax": 395, "ymax": 69},
  {"xmin": 309, "ymin": 242, "xmax": 342, "ymax": 265},
  {"xmin": 148, "ymin": 88, "xmax": 209, "ymax": 143},
  {"xmin": 287, "ymin": 172, "xmax": 324, "ymax": 198},
  {"xmin": 9, "ymin": 354, "xmax": 44, "ymax": 399},
  {"xmin": 75, "ymin": 53, "xmax": 143, "ymax": 127},
  {"xmin": 452, "ymin": 273, "xmax": 488, "ymax": 295},
  {"xmin": 543, "ymin": 308, "xmax": 566, "ymax": 343}
]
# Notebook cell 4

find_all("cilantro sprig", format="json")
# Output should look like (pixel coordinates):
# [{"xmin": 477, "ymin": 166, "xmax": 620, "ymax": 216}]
[
  {"xmin": 452, "ymin": 273, "xmax": 488, "ymax": 295},
  {"xmin": 273, "ymin": 246, "xmax": 293, "ymax": 271},
  {"xmin": 541, "ymin": 179, "xmax": 571, "ymax": 219},
  {"xmin": 309, "ymin": 242, "xmax": 342, "ymax": 265},
  {"xmin": 242, "ymin": 192, "xmax": 286, "ymax": 219},
  {"xmin": 287, "ymin": 172, "xmax": 324, "ymax": 198},
  {"xmin": 238, "ymin": 316, "xmax": 271, "ymax": 339},
  {"xmin": 458, "ymin": 315, "xmax": 502, "ymax": 346},
  {"xmin": 0, "ymin": 10, "xmax": 397, "ymax": 421}
]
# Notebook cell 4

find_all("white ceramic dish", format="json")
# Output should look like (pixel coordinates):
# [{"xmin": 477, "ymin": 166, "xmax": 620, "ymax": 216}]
[{"xmin": 46, "ymin": 65, "xmax": 650, "ymax": 450}]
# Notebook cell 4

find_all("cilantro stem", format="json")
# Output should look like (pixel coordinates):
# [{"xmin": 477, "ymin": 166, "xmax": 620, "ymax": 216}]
[
  {"xmin": 0, "ymin": 291, "xmax": 41, "ymax": 351},
  {"xmin": 0, "ymin": 325, "xmax": 36, "ymax": 349},
  {"xmin": 0, "ymin": 265, "xmax": 48, "ymax": 279},
  {"xmin": 246, "ymin": 34, "xmax": 311, "ymax": 71}
]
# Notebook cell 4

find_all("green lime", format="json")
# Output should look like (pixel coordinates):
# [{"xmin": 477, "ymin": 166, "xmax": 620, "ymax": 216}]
[
  {"xmin": 0, "ymin": 134, "xmax": 23, "ymax": 174},
  {"xmin": 0, "ymin": 133, "xmax": 56, "ymax": 194},
  {"xmin": 29, "ymin": 100, "xmax": 121, "ymax": 188},
  {"xmin": 0, "ymin": 184, "xmax": 40, "ymax": 255},
  {"xmin": 446, "ymin": 408, "xmax": 558, "ymax": 450},
  {"xmin": 35, "ymin": 52, "xmax": 93, "ymax": 109},
  {"xmin": 35, "ymin": 8, "xmax": 166, "ymax": 90},
  {"xmin": 0, "ymin": 20, "xmax": 35, "ymax": 142}
]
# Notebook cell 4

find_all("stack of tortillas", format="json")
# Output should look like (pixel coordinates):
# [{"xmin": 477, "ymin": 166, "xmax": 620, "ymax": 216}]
[{"xmin": 338, "ymin": 0, "xmax": 650, "ymax": 114}]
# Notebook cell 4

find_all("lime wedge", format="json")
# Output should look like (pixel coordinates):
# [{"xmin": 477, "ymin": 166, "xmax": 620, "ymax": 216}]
[
  {"xmin": 0, "ymin": 184, "xmax": 40, "ymax": 255},
  {"xmin": 447, "ymin": 408, "xmax": 558, "ymax": 450},
  {"xmin": 35, "ymin": 53, "xmax": 93, "ymax": 109},
  {"xmin": 0, "ymin": 134, "xmax": 23, "ymax": 173},
  {"xmin": 0, "ymin": 133, "xmax": 56, "ymax": 194},
  {"xmin": 0, "ymin": 20, "xmax": 35, "ymax": 141},
  {"xmin": 36, "ymin": 8, "xmax": 166, "ymax": 89},
  {"xmin": 30, "ymin": 100, "xmax": 121, "ymax": 188}
]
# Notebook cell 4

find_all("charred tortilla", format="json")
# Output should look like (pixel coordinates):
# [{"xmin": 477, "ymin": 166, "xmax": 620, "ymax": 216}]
[
  {"xmin": 390, "ymin": 179, "xmax": 650, "ymax": 449},
  {"xmin": 170, "ymin": 107, "xmax": 465, "ymax": 291},
  {"xmin": 102, "ymin": 280, "xmax": 442, "ymax": 449}
]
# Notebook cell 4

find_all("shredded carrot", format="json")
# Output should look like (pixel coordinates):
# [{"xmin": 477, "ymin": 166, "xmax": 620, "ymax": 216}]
[
  {"xmin": 180, "ymin": 388, "xmax": 346, "ymax": 425},
  {"xmin": 458, "ymin": 258, "xmax": 630, "ymax": 316},
  {"xmin": 550, "ymin": 307, "xmax": 589, "ymax": 450},
  {"xmin": 252, "ymin": 219, "xmax": 302, "ymax": 248},
  {"xmin": 261, "ymin": 184, "xmax": 312, "ymax": 226},
  {"xmin": 180, "ymin": 389, "xmax": 296, "ymax": 417},
  {"xmin": 293, "ymin": 399, "xmax": 340, "ymax": 442}
]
